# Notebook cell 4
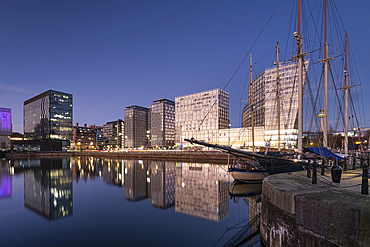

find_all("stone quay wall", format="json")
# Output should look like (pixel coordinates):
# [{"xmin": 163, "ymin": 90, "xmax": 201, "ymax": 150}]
[{"xmin": 260, "ymin": 171, "xmax": 370, "ymax": 247}]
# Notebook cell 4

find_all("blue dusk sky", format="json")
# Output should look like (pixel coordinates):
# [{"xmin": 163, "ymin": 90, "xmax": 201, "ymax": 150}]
[{"xmin": 0, "ymin": 0, "xmax": 369, "ymax": 133}]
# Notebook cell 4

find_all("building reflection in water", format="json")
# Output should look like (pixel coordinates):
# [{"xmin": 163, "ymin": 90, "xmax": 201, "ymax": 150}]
[
  {"xmin": 62, "ymin": 157, "xmax": 232, "ymax": 221},
  {"xmin": 151, "ymin": 161, "xmax": 175, "ymax": 209},
  {"xmin": 175, "ymin": 162, "xmax": 230, "ymax": 221},
  {"xmin": 124, "ymin": 160, "xmax": 151, "ymax": 202},
  {"xmin": 24, "ymin": 159, "xmax": 73, "ymax": 220},
  {"xmin": 0, "ymin": 159, "xmax": 12, "ymax": 199}
]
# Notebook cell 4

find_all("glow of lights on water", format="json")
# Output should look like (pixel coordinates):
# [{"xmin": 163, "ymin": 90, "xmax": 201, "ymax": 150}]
[
  {"xmin": 125, "ymin": 168, "xmax": 127, "ymax": 174},
  {"xmin": 54, "ymin": 199, "xmax": 57, "ymax": 207},
  {"xmin": 146, "ymin": 170, "xmax": 149, "ymax": 175},
  {"xmin": 10, "ymin": 166, "xmax": 14, "ymax": 175},
  {"xmin": 119, "ymin": 173, "xmax": 121, "ymax": 180},
  {"xmin": 181, "ymin": 182, "xmax": 185, "ymax": 187},
  {"xmin": 108, "ymin": 166, "xmax": 110, "ymax": 172},
  {"xmin": 216, "ymin": 181, "xmax": 218, "ymax": 184},
  {"xmin": 141, "ymin": 164, "xmax": 144, "ymax": 169},
  {"xmin": 147, "ymin": 177, "xmax": 150, "ymax": 183},
  {"xmin": 139, "ymin": 160, "xmax": 143, "ymax": 165},
  {"xmin": 99, "ymin": 171, "xmax": 102, "ymax": 177},
  {"xmin": 156, "ymin": 165, "xmax": 158, "ymax": 170}
]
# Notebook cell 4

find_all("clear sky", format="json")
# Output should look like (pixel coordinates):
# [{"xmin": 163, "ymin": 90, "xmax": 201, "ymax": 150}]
[{"xmin": 0, "ymin": 0, "xmax": 369, "ymax": 133}]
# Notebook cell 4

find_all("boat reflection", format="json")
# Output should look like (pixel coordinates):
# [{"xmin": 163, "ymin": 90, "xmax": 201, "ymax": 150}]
[
  {"xmin": 228, "ymin": 180, "xmax": 262, "ymax": 199},
  {"xmin": 218, "ymin": 181, "xmax": 262, "ymax": 246}
]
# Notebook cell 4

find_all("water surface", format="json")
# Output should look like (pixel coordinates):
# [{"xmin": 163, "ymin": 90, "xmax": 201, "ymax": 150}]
[{"xmin": 0, "ymin": 157, "xmax": 260, "ymax": 247}]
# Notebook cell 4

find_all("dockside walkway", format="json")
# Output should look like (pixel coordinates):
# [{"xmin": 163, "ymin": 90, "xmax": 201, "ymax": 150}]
[{"xmin": 261, "ymin": 167, "xmax": 370, "ymax": 246}]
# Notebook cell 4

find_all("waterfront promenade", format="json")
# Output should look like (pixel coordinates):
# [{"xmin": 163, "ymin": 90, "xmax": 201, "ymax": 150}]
[
  {"xmin": 261, "ymin": 167, "xmax": 370, "ymax": 246},
  {"xmin": 5, "ymin": 150, "xmax": 231, "ymax": 163}
]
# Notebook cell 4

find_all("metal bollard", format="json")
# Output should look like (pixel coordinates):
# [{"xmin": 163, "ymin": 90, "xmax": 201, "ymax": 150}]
[
  {"xmin": 312, "ymin": 161, "xmax": 317, "ymax": 184},
  {"xmin": 321, "ymin": 158, "xmax": 325, "ymax": 175},
  {"xmin": 361, "ymin": 156, "xmax": 364, "ymax": 169},
  {"xmin": 362, "ymin": 163, "xmax": 369, "ymax": 195},
  {"xmin": 352, "ymin": 153, "xmax": 356, "ymax": 170},
  {"xmin": 344, "ymin": 157, "xmax": 348, "ymax": 171},
  {"xmin": 307, "ymin": 162, "xmax": 311, "ymax": 178},
  {"xmin": 331, "ymin": 165, "xmax": 342, "ymax": 183}
]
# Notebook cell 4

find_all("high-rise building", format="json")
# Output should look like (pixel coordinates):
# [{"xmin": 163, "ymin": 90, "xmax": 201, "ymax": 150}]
[
  {"xmin": 0, "ymin": 108, "xmax": 12, "ymax": 150},
  {"xmin": 151, "ymin": 99, "xmax": 175, "ymax": 148},
  {"xmin": 124, "ymin": 106, "xmax": 150, "ymax": 148},
  {"xmin": 175, "ymin": 89, "xmax": 229, "ymax": 146},
  {"xmin": 24, "ymin": 90, "xmax": 73, "ymax": 145},
  {"xmin": 241, "ymin": 61, "xmax": 309, "ymax": 148},
  {"xmin": 103, "ymin": 119, "xmax": 124, "ymax": 149}
]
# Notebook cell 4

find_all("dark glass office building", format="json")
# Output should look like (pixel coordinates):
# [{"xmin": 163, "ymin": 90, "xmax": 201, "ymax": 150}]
[
  {"xmin": 24, "ymin": 90, "xmax": 73, "ymax": 144},
  {"xmin": 124, "ymin": 105, "xmax": 150, "ymax": 148},
  {"xmin": 151, "ymin": 99, "xmax": 175, "ymax": 148}
]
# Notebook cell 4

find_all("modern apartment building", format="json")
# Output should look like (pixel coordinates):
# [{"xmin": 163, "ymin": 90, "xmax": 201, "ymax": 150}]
[
  {"xmin": 175, "ymin": 89, "xmax": 229, "ymax": 146},
  {"xmin": 103, "ymin": 119, "xmax": 124, "ymax": 149},
  {"xmin": 124, "ymin": 106, "xmax": 150, "ymax": 148},
  {"xmin": 0, "ymin": 108, "xmax": 12, "ymax": 150},
  {"xmin": 151, "ymin": 99, "xmax": 175, "ymax": 148},
  {"xmin": 24, "ymin": 90, "xmax": 73, "ymax": 145},
  {"xmin": 241, "ymin": 61, "xmax": 309, "ymax": 149}
]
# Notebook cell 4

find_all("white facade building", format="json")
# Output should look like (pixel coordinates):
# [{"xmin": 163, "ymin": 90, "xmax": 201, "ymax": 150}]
[{"xmin": 175, "ymin": 89, "xmax": 229, "ymax": 146}]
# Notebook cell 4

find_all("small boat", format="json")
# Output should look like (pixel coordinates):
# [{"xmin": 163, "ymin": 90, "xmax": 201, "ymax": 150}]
[{"xmin": 228, "ymin": 161, "xmax": 268, "ymax": 183}]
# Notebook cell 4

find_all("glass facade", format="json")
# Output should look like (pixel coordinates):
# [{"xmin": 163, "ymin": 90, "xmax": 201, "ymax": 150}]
[
  {"xmin": 24, "ymin": 90, "xmax": 72, "ymax": 141},
  {"xmin": 242, "ymin": 72, "xmax": 265, "ymax": 128},
  {"xmin": 264, "ymin": 61, "xmax": 309, "ymax": 148},
  {"xmin": 151, "ymin": 99, "xmax": 175, "ymax": 148}
]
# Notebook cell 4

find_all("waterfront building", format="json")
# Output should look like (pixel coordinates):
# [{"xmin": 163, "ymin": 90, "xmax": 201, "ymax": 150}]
[
  {"xmin": 0, "ymin": 108, "xmax": 12, "ymax": 151},
  {"xmin": 23, "ymin": 90, "xmax": 72, "ymax": 149},
  {"xmin": 151, "ymin": 99, "xmax": 175, "ymax": 148},
  {"xmin": 241, "ymin": 61, "xmax": 309, "ymax": 149},
  {"xmin": 72, "ymin": 123, "xmax": 97, "ymax": 150},
  {"xmin": 95, "ymin": 126, "xmax": 104, "ymax": 148},
  {"xmin": 103, "ymin": 119, "xmax": 124, "ymax": 149},
  {"xmin": 175, "ymin": 89, "xmax": 229, "ymax": 147},
  {"xmin": 124, "ymin": 106, "xmax": 150, "ymax": 148}
]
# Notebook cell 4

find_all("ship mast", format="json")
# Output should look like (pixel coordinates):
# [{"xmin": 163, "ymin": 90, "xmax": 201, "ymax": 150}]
[
  {"xmin": 276, "ymin": 42, "xmax": 281, "ymax": 152},
  {"xmin": 323, "ymin": 0, "xmax": 329, "ymax": 148},
  {"xmin": 250, "ymin": 54, "xmax": 255, "ymax": 153},
  {"xmin": 296, "ymin": 0, "xmax": 304, "ymax": 156},
  {"xmin": 344, "ymin": 31, "xmax": 349, "ymax": 155}
]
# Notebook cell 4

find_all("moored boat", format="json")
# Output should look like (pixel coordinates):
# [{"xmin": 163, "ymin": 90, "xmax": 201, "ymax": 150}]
[{"xmin": 228, "ymin": 161, "xmax": 268, "ymax": 182}]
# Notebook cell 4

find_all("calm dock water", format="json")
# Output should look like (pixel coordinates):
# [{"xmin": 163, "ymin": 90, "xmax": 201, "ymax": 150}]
[{"xmin": 0, "ymin": 157, "xmax": 261, "ymax": 247}]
